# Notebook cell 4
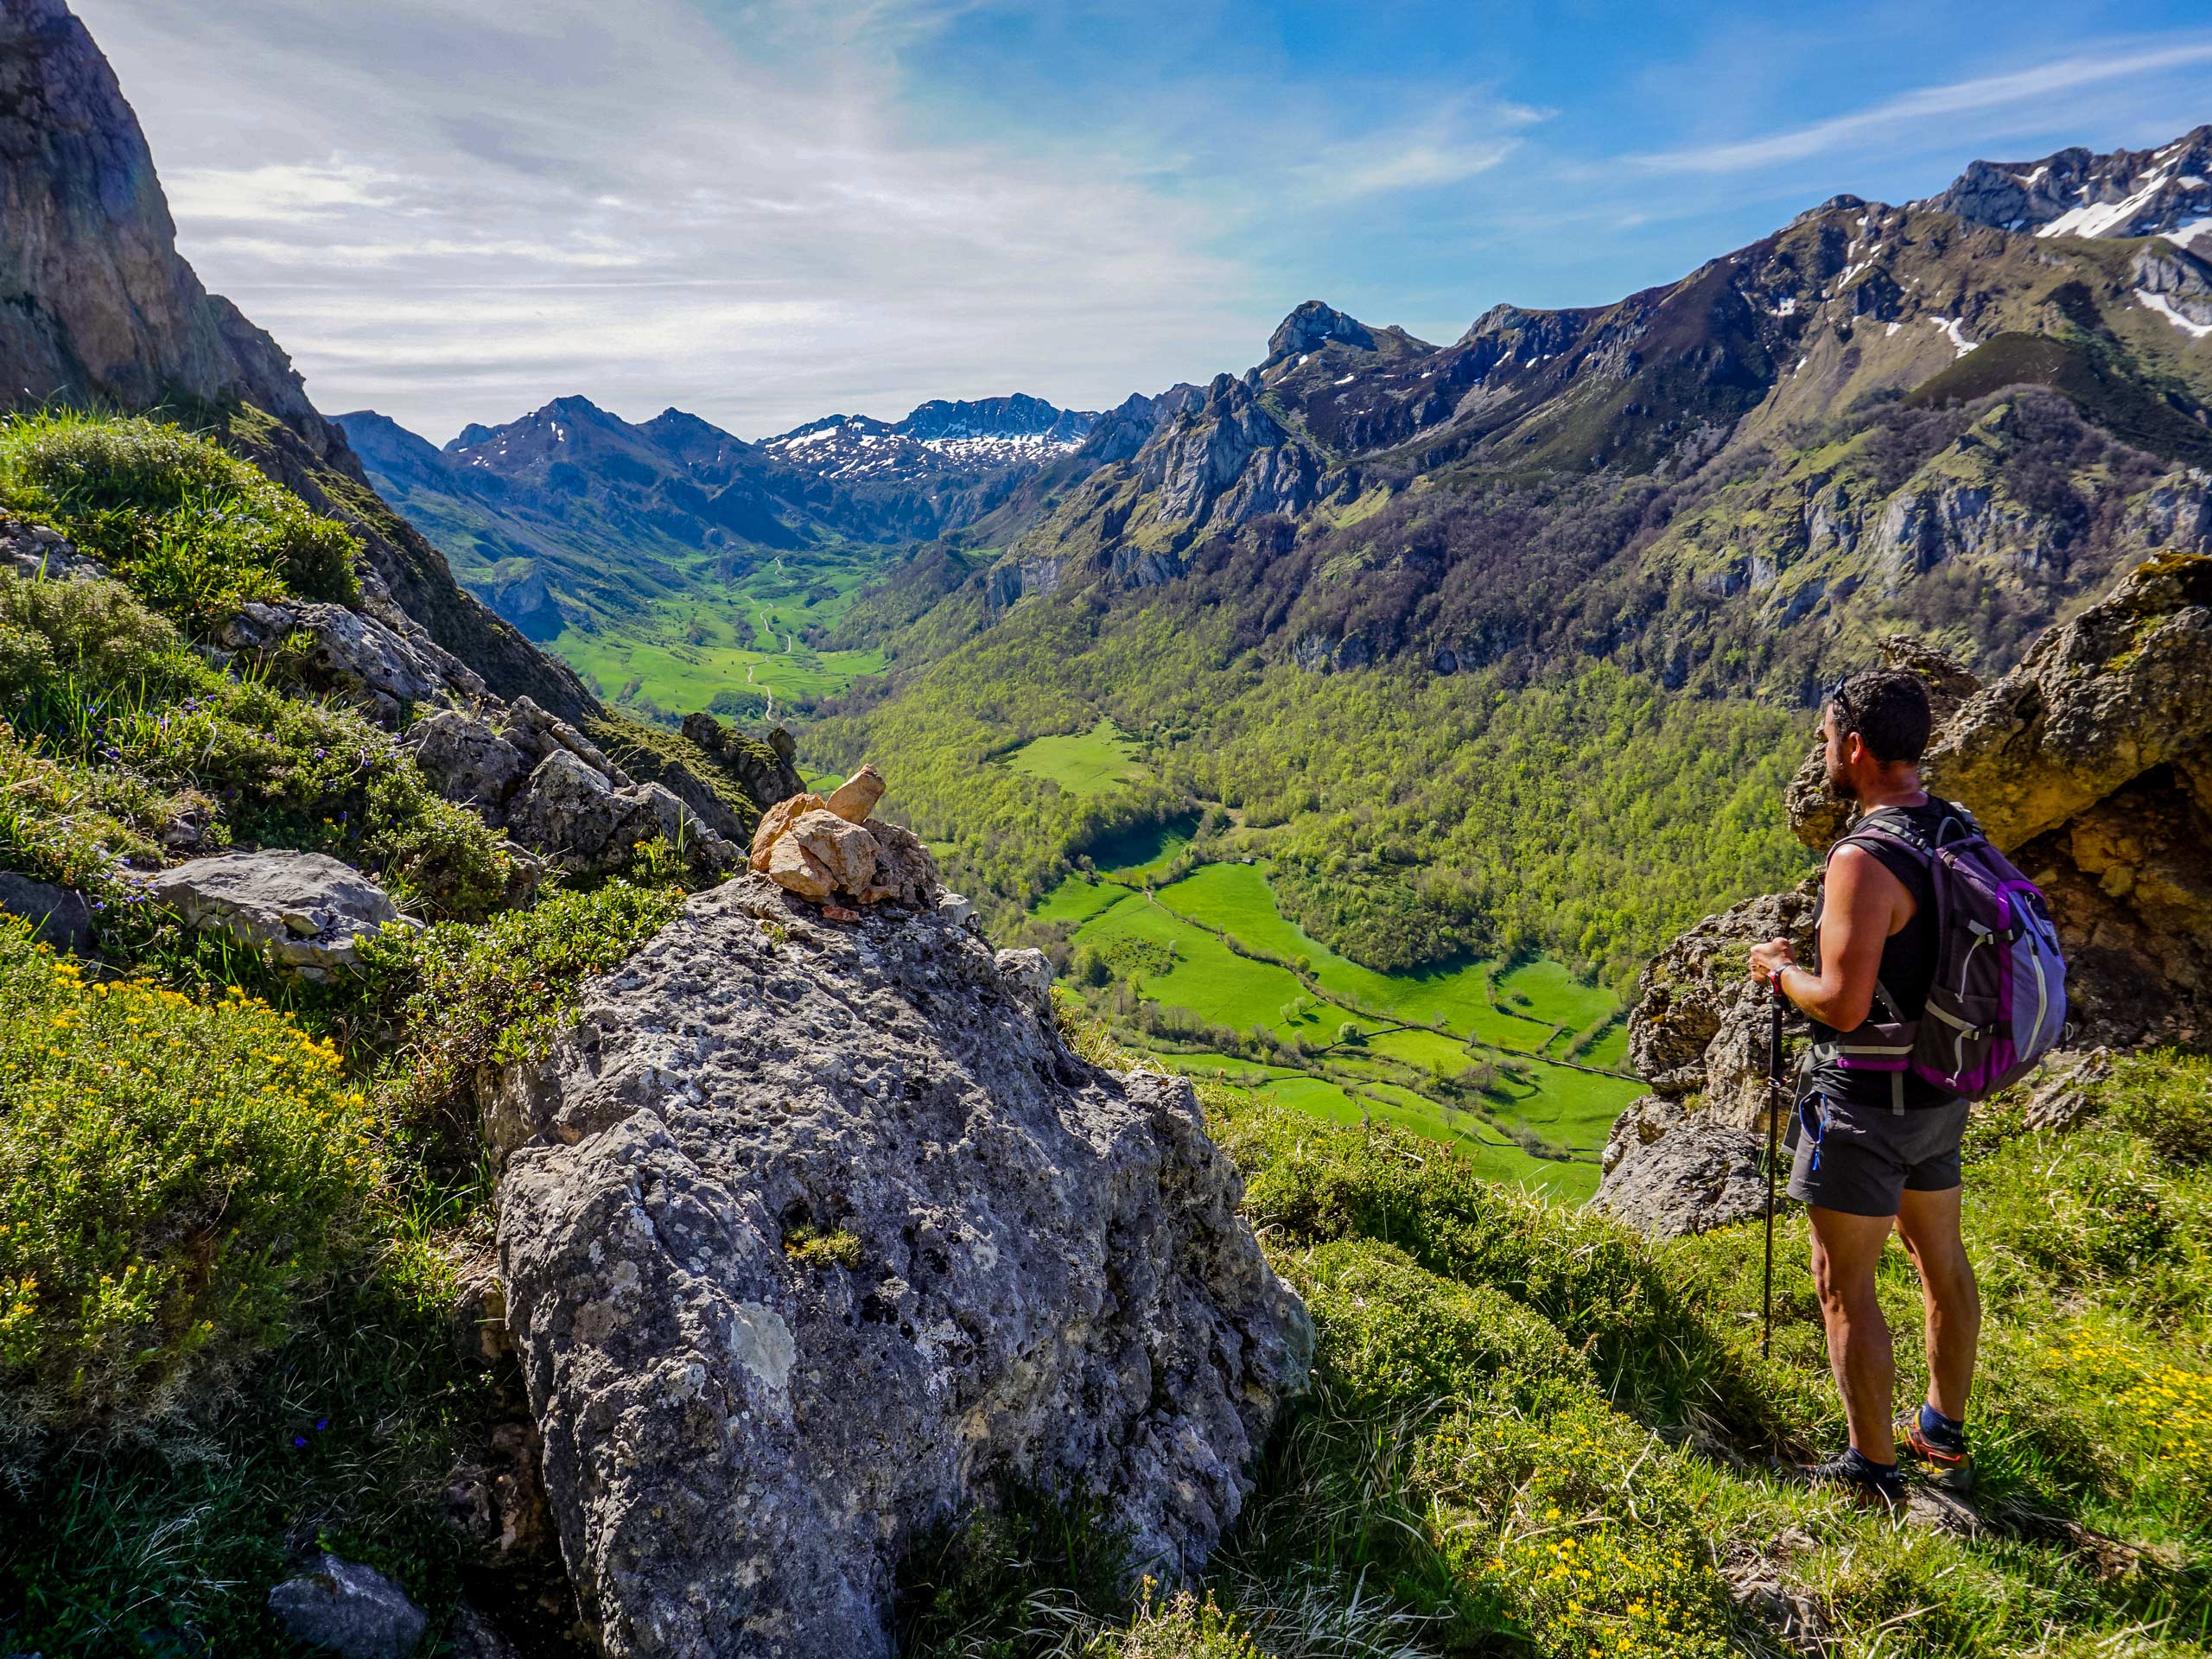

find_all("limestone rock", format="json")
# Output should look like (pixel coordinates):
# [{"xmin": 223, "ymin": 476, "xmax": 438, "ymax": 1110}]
[
  {"xmin": 1923, "ymin": 552, "xmax": 2212, "ymax": 850},
  {"xmin": 493, "ymin": 875, "xmax": 1310, "ymax": 1659},
  {"xmin": 1625, "ymin": 884, "xmax": 1815, "ymax": 1128},
  {"xmin": 823, "ymin": 763, "xmax": 885, "ymax": 823},
  {"xmin": 763, "ymin": 830, "xmax": 836, "ymax": 900},
  {"xmin": 144, "ymin": 850, "xmax": 408, "ymax": 980},
  {"xmin": 860, "ymin": 819, "xmax": 939, "ymax": 908},
  {"xmin": 0, "ymin": 870, "xmax": 92, "ymax": 953},
  {"xmin": 938, "ymin": 891, "xmax": 978, "ymax": 931},
  {"xmin": 404, "ymin": 709, "xmax": 530, "ymax": 815},
  {"xmin": 995, "ymin": 946, "xmax": 1053, "ymax": 1014},
  {"xmin": 785, "ymin": 807, "xmax": 878, "ymax": 894},
  {"xmin": 265, "ymin": 1554, "xmax": 427, "ymax": 1659},
  {"xmin": 504, "ymin": 751, "xmax": 735, "ymax": 878},
  {"xmin": 750, "ymin": 773, "xmax": 941, "ymax": 910},
  {"xmin": 214, "ymin": 600, "xmax": 483, "ymax": 725},
  {"xmin": 1592, "ymin": 1096, "xmax": 1773, "ymax": 1238}
]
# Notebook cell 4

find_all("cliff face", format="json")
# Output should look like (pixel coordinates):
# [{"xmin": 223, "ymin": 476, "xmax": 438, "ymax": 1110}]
[{"xmin": 0, "ymin": 0, "xmax": 313, "ymax": 422}]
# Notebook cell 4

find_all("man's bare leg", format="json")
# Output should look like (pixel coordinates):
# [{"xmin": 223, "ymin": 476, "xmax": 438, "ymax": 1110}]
[
  {"xmin": 1894, "ymin": 1184, "xmax": 1980, "ymax": 1421},
  {"xmin": 1808, "ymin": 1205, "xmax": 1900, "ymax": 1462}
]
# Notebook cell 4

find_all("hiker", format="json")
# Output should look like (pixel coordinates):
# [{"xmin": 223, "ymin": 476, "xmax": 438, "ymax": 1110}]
[{"xmin": 1747, "ymin": 670, "xmax": 1982, "ymax": 1508}]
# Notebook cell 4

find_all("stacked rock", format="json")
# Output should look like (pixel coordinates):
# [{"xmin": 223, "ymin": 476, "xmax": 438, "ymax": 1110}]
[{"xmin": 749, "ymin": 764, "xmax": 939, "ymax": 912}]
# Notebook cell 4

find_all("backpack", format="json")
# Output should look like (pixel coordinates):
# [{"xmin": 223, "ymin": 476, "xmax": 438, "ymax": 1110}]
[{"xmin": 1816, "ymin": 801, "xmax": 2069, "ymax": 1105}]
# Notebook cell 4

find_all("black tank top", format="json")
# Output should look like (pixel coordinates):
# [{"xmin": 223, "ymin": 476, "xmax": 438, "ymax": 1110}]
[{"xmin": 1804, "ymin": 795, "xmax": 1956, "ymax": 1111}]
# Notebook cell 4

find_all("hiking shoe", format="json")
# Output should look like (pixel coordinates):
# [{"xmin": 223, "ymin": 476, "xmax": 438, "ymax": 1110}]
[
  {"xmin": 1799, "ymin": 1449, "xmax": 1906, "ymax": 1510},
  {"xmin": 1893, "ymin": 1411, "xmax": 1974, "ymax": 1492}
]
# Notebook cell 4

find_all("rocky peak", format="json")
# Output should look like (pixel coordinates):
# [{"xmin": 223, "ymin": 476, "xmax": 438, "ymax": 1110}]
[
  {"xmin": 0, "ymin": 0, "xmax": 317, "ymax": 428},
  {"xmin": 897, "ymin": 392, "xmax": 1093, "ymax": 444},
  {"xmin": 1267, "ymin": 299, "xmax": 1377, "ymax": 362},
  {"xmin": 1918, "ymin": 124, "xmax": 2212, "ymax": 249}
]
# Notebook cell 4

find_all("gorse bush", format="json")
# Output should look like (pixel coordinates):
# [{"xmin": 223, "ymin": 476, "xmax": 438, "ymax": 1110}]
[
  {"xmin": 0, "ymin": 411, "xmax": 359, "ymax": 628},
  {"xmin": 361, "ymin": 879, "xmax": 686, "ymax": 1132},
  {"xmin": 0, "ymin": 923, "xmax": 382, "ymax": 1438}
]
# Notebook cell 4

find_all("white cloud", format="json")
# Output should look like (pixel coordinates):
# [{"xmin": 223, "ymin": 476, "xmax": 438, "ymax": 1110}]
[
  {"xmin": 1631, "ymin": 37, "xmax": 2212, "ymax": 174},
  {"xmin": 71, "ymin": 0, "xmax": 1262, "ymax": 440}
]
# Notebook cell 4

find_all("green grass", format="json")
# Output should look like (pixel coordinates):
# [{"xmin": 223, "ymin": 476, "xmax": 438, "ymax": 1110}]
[
  {"xmin": 1047, "ymin": 861, "xmax": 1631, "ymax": 1189},
  {"xmin": 1005, "ymin": 718, "xmax": 1147, "ymax": 797},
  {"xmin": 1496, "ymin": 957, "xmax": 1618, "ymax": 1029},
  {"xmin": 0, "ymin": 412, "xmax": 359, "ymax": 632},
  {"xmin": 1153, "ymin": 862, "xmax": 1562, "ymax": 1051}
]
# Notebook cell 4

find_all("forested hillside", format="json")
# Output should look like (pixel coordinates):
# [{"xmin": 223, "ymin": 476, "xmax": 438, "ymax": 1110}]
[{"xmin": 806, "ymin": 162, "xmax": 2212, "ymax": 991}]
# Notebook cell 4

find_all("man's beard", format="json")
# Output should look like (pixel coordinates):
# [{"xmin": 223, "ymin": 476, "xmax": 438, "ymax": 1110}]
[{"xmin": 1824, "ymin": 753, "xmax": 1858, "ymax": 804}]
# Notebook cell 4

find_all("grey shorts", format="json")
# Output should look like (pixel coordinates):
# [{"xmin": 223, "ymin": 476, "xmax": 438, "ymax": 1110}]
[{"xmin": 1787, "ymin": 1093, "xmax": 1969, "ymax": 1217}]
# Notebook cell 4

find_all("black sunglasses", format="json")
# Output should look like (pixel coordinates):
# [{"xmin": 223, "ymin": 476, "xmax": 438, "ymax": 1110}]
[{"xmin": 1817, "ymin": 674, "xmax": 1855, "ymax": 741}]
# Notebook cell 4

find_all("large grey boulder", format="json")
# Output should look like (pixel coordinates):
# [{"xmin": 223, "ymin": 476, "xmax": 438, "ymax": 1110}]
[
  {"xmin": 144, "ymin": 850, "xmax": 407, "ymax": 979},
  {"xmin": 503, "ymin": 750, "xmax": 736, "ymax": 878},
  {"xmin": 0, "ymin": 870, "xmax": 93, "ymax": 953},
  {"xmin": 266, "ymin": 1554, "xmax": 427, "ymax": 1659},
  {"xmin": 1592, "ymin": 1096, "xmax": 1773, "ymax": 1238},
  {"xmin": 493, "ymin": 874, "xmax": 1310, "ymax": 1659}
]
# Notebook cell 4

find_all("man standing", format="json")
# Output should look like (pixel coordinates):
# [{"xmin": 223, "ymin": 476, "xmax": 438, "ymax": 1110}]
[{"xmin": 1749, "ymin": 669, "xmax": 1980, "ymax": 1507}]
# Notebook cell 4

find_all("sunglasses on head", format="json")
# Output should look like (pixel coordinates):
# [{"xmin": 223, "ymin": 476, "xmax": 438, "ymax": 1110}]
[{"xmin": 1818, "ymin": 674, "xmax": 1855, "ymax": 740}]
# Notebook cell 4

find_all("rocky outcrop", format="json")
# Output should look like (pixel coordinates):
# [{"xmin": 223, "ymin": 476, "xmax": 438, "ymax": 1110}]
[
  {"xmin": 144, "ymin": 850, "xmax": 413, "ymax": 980},
  {"xmin": 1591, "ymin": 1096, "xmax": 1770, "ymax": 1239},
  {"xmin": 406, "ymin": 698, "xmax": 741, "ymax": 877},
  {"xmin": 0, "ymin": 0, "xmax": 317, "ymax": 424},
  {"xmin": 678, "ymin": 713, "xmax": 804, "ymax": 813},
  {"xmin": 215, "ymin": 599, "xmax": 487, "ymax": 726},
  {"xmin": 1921, "ymin": 551, "xmax": 2212, "ymax": 1047},
  {"xmin": 1137, "ymin": 374, "xmax": 1323, "ymax": 531},
  {"xmin": 1624, "ymin": 887, "xmax": 1815, "ymax": 1130},
  {"xmin": 747, "ymin": 766, "xmax": 939, "ymax": 912},
  {"xmin": 491, "ymin": 875, "xmax": 1309, "ymax": 1659}
]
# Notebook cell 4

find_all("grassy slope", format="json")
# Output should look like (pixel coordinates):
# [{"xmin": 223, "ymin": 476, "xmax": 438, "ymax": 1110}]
[
  {"xmin": 1005, "ymin": 718, "xmax": 1148, "ymax": 796},
  {"xmin": 953, "ymin": 1013, "xmax": 2212, "ymax": 1659}
]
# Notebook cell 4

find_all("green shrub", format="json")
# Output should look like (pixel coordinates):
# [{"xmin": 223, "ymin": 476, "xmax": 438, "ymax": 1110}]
[
  {"xmin": 0, "ymin": 412, "xmax": 359, "ymax": 627},
  {"xmin": 0, "ymin": 721, "xmax": 167, "ymax": 905},
  {"xmin": 0, "ymin": 923, "xmax": 382, "ymax": 1437},
  {"xmin": 360, "ymin": 880, "xmax": 685, "ymax": 1129}
]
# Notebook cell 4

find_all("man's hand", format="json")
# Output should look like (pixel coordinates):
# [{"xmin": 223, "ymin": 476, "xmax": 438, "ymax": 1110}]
[{"xmin": 1749, "ymin": 938, "xmax": 1795, "ymax": 989}]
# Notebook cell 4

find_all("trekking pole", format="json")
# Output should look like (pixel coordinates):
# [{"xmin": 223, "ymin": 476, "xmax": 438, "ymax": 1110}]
[{"xmin": 1761, "ymin": 981, "xmax": 1785, "ymax": 1360}]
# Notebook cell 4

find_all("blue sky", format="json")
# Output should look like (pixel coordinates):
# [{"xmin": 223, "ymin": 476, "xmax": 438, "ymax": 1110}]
[{"xmin": 73, "ymin": 0, "xmax": 2212, "ymax": 440}]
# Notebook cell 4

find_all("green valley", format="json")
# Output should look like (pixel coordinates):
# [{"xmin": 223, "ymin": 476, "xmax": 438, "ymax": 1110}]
[{"xmin": 1036, "ymin": 854, "xmax": 1642, "ymax": 1202}]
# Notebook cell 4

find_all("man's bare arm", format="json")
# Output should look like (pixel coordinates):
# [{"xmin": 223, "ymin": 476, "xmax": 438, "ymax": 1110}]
[{"xmin": 1749, "ymin": 845, "xmax": 1909, "ymax": 1030}]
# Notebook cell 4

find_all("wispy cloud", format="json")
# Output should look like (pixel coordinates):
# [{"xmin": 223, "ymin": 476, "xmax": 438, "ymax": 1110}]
[
  {"xmin": 74, "ymin": 0, "xmax": 1259, "ymax": 439},
  {"xmin": 1630, "ymin": 37, "xmax": 2212, "ymax": 174}
]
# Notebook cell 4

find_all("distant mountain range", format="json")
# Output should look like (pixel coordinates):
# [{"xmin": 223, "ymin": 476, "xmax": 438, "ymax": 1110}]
[
  {"xmin": 342, "ymin": 124, "xmax": 2212, "ymax": 704},
  {"xmin": 335, "ymin": 390, "xmax": 1147, "ymax": 638}
]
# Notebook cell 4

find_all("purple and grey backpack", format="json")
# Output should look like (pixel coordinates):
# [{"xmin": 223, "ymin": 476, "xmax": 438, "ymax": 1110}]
[{"xmin": 1815, "ymin": 802, "xmax": 2069, "ymax": 1106}]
